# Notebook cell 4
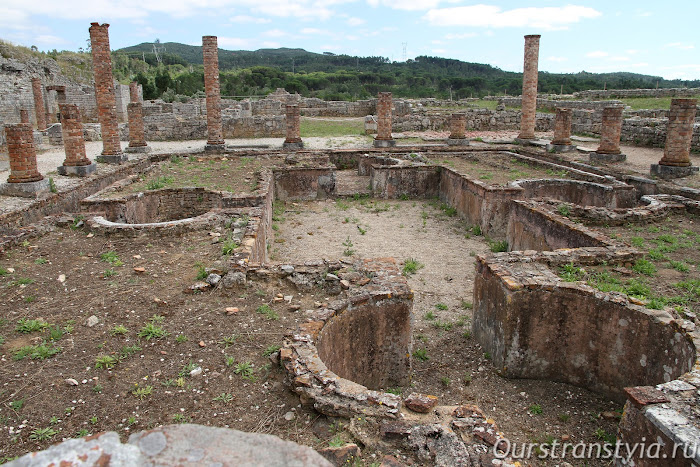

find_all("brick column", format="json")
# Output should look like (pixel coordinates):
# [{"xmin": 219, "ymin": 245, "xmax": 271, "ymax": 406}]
[
  {"xmin": 447, "ymin": 113, "xmax": 469, "ymax": 146},
  {"xmin": 203, "ymin": 36, "xmax": 225, "ymax": 150},
  {"xmin": 590, "ymin": 105, "xmax": 626, "ymax": 163},
  {"xmin": 651, "ymin": 98, "xmax": 699, "ymax": 179},
  {"xmin": 89, "ymin": 22, "xmax": 126, "ymax": 163},
  {"xmin": 549, "ymin": 107, "xmax": 574, "ymax": 150},
  {"xmin": 20, "ymin": 109, "xmax": 30, "ymax": 124},
  {"xmin": 283, "ymin": 104, "xmax": 304, "ymax": 149},
  {"xmin": 517, "ymin": 34, "xmax": 541, "ymax": 140},
  {"xmin": 31, "ymin": 78, "xmax": 47, "ymax": 131},
  {"xmin": 129, "ymin": 82, "xmax": 140, "ymax": 103},
  {"xmin": 0, "ymin": 124, "xmax": 49, "ymax": 197},
  {"xmin": 125, "ymin": 102, "xmax": 151, "ymax": 153},
  {"xmin": 57, "ymin": 104, "xmax": 96, "ymax": 177},
  {"xmin": 374, "ymin": 92, "xmax": 395, "ymax": 148}
]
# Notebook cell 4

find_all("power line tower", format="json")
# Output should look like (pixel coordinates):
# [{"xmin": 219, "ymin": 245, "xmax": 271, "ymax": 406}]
[
  {"xmin": 401, "ymin": 42, "xmax": 407, "ymax": 61},
  {"xmin": 152, "ymin": 39, "xmax": 166, "ymax": 65}
]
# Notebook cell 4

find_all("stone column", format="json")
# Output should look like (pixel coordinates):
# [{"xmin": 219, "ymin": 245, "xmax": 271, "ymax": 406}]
[
  {"xmin": 548, "ymin": 107, "xmax": 575, "ymax": 152},
  {"xmin": 89, "ymin": 22, "xmax": 126, "ymax": 163},
  {"xmin": 590, "ymin": 105, "xmax": 626, "ymax": 162},
  {"xmin": 19, "ymin": 109, "xmax": 30, "ymax": 124},
  {"xmin": 125, "ymin": 102, "xmax": 151, "ymax": 153},
  {"xmin": 447, "ymin": 113, "xmax": 469, "ymax": 146},
  {"xmin": 31, "ymin": 78, "xmax": 47, "ymax": 131},
  {"xmin": 0, "ymin": 124, "xmax": 49, "ymax": 197},
  {"xmin": 129, "ymin": 82, "xmax": 140, "ymax": 103},
  {"xmin": 203, "ymin": 35, "xmax": 225, "ymax": 151},
  {"xmin": 374, "ymin": 92, "xmax": 395, "ymax": 148},
  {"xmin": 651, "ymin": 98, "xmax": 699, "ymax": 179},
  {"xmin": 283, "ymin": 104, "xmax": 303, "ymax": 150},
  {"xmin": 57, "ymin": 104, "xmax": 96, "ymax": 177},
  {"xmin": 517, "ymin": 35, "xmax": 541, "ymax": 140}
]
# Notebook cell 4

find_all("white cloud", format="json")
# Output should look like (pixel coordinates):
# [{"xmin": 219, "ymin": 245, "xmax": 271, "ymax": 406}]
[
  {"xmin": 347, "ymin": 17, "xmax": 365, "ymax": 26},
  {"xmin": 666, "ymin": 42, "xmax": 695, "ymax": 50},
  {"xmin": 546, "ymin": 56, "xmax": 567, "ymax": 62},
  {"xmin": 300, "ymin": 28, "xmax": 331, "ymax": 35},
  {"xmin": 262, "ymin": 29, "xmax": 288, "ymax": 37},
  {"xmin": 432, "ymin": 48, "xmax": 446, "ymax": 54},
  {"xmin": 444, "ymin": 32, "xmax": 477, "ymax": 39},
  {"xmin": 321, "ymin": 44, "xmax": 341, "ymax": 51},
  {"xmin": 217, "ymin": 36, "xmax": 252, "ymax": 48},
  {"xmin": 424, "ymin": 4, "xmax": 601, "ymax": 30},
  {"xmin": 230, "ymin": 15, "xmax": 271, "ymax": 24},
  {"xmin": 0, "ymin": 7, "xmax": 29, "ymax": 28},
  {"xmin": 586, "ymin": 51, "xmax": 609, "ymax": 58},
  {"xmin": 658, "ymin": 64, "xmax": 700, "ymax": 80},
  {"xmin": 34, "ymin": 34, "xmax": 70, "ymax": 46},
  {"xmin": 368, "ymin": 0, "xmax": 441, "ymax": 10}
]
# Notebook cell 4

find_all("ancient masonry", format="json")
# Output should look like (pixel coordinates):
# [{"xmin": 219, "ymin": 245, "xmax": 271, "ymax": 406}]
[
  {"xmin": 202, "ymin": 36, "xmax": 225, "ymax": 151},
  {"xmin": 57, "ymin": 104, "xmax": 96, "ymax": 177},
  {"xmin": 374, "ymin": 92, "xmax": 395, "ymax": 148},
  {"xmin": 282, "ymin": 104, "xmax": 304, "ymax": 150},
  {"xmin": 129, "ymin": 82, "xmax": 139, "ymax": 103},
  {"xmin": 126, "ymin": 103, "xmax": 150, "ymax": 153},
  {"xmin": 0, "ymin": 123, "xmax": 49, "ymax": 197},
  {"xmin": 19, "ymin": 109, "xmax": 29, "ymax": 124},
  {"xmin": 651, "ymin": 98, "xmax": 699, "ymax": 179},
  {"xmin": 89, "ymin": 23, "xmax": 126, "ymax": 163},
  {"xmin": 517, "ymin": 34, "xmax": 540, "ymax": 140},
  {"xmin": 31, "ymin": 77, "xmax": 47, "ymax": 131},
  {"xmin": 590, "ymin": 105, "xmax": 625, "ymax": 163},
  {"xmin": 447, "ymin": 113, "xmax": 469, "ymax": 146},
  {"xmin": 548, "ymin": 107, "xmax": 574, "ymax": 152}
]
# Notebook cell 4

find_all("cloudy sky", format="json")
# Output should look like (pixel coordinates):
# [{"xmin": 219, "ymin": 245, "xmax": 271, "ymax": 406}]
[{"xmin": 2, "ymin": 0, "xmax": 699, "ymax": 80}]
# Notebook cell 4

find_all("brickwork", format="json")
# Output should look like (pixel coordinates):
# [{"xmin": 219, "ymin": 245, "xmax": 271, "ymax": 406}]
[
  {"xmin": 31, "ymin": 78, "xmax": 47, "ymax": 131},
  {"xmin": 5, "ymin": 124, "xmax": 43, "ymax": 183},
  {"xmin": 551, "ymin": 107, "xmax": 572, "ymax": 145},
  {"xmin": 375, "ymin": 92, "xmax": 393, "ymax": 141},
  {"xmin": 596, "ymin": 105, "xmax": 624, "ymax": 154},
  {"xmin": 284, "ymin": 104, "xmax": 302, "ymax": 144},
  {"xmin": 129, "ymin": 82, "xmax": 139, "ymax": 103},
  {"xmin": 47, "ymin": 85, "xmax": 67, "ymax": 104},
  {"xmin": 658, "ymin": 98, "xmax": 697, "ymax": 167},
  {"xmin": 89, "ymin": 23, "xmax": 122, "ymax": 157},
  {"xmin": 127, "ymin": 103, "xmax": 148, "ymax": 148},
  {"xmin": 19, "ymin": 109, "xmax": 29, "ymax": 124},
  {"xmin": 59, "ymin": 104, "xmax": 91, "ymax": 167},
  {"xmin": 448, "ymin": 113, "xmax": 466, "ymax": 139},
  {"xmin": 518, "ymin": 35, "xmax": 541, "ymax": 139},
  {"xmin": 202, "ymin": 36, "xmax": 224, "ymax": 147}
]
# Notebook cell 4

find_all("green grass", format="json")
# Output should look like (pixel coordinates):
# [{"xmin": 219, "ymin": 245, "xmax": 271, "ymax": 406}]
[
  {"xmin": 559, "ymin": 263, "xmax": 585, "ymax": 282},
  {"xmin": 14, "ymin": 342, "xmax": 61, "ymax": 360},
  {"xmin": 489, "ymin": 240, "xmax": 508, "ymax": 253},
  {"xmin": 412, "ymin": 348, "xmax": 429, "ymax": 361},
  {"xmin": 300, "ymin": 118, "xmax": 364, "ymax": 137},
  {"xmin": 16, "ymin": 318, "xmax": 49, "ymax": 333},
  {"xmin": 100, "ymin": 251, "xmax": 123, "ymax": 266},
  {"xmin": 137, "ymin": 322, "xmax": 168, "ymax": 340},
  {"xmin": 95, "ymin": 355, "xmax": 118, "ymax": 369},
  {"xmin": 234, "ymin": 361, "xmax": 255, "ymax": 379},
  {"xmin": 402, "ymin": 258, "xmax": 424, "ymax": 276},
  {"xmin": 632, "ymin": 259, "xmax": 657, "ymax": 276},
  {"xmin": 146, "ymin": 175, "xmax": 174, "ymax": 190},
  {"xmin": 221, "ymin": 239, "xmax": 240, "ymax": 256},
  {"xmin": 256, "ymin": 304, "xmax": 279, "ymax": 320},
  {"xmin": 618, "ymin": 96, "xmax": 700, "ymax": 111}
]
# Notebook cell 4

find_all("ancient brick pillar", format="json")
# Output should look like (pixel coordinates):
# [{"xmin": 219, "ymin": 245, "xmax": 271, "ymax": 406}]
[
  {"xmin": 129, "ymin": 82, "xmax": 140, "ymax": 103},
  {"xmin": 126, "ymin": 102, "xmax": 151, "ymax": 153},
  {"xmin": 551, "ymin": 108, "xmax": 572, "ymax": 146},
  {"xmin": 517, "ymin": 35, "xmax": 541, "ymax": 140},
  {"xmin": 283, "ymin": 104, "xmax": 303, "ymax": 149},
  {"xmin": 374, "ymin": 92, "xmax": 395, "ymax": 147},
  {"xmin": 596, "ymin": 105, "xmax": 624, "ymax": 154},
  {"xmin": 57, "ymin": 103, "xmax": 96, "ymax": 177},
  {"xmin": 203, "ymin": 36, "xmax": 225, "ymax": 150},
  {"xmin": 89, "ymin": 22, "xmax": 126, "ymax": 163},
  {"xmin": 31, "ymin": 78, "xmax": 47, "ymax": 131},
  {"xmin": 447, "ymin": 113, "xmax": 469, "ymax": 146},
  {"xmin": 0, "ymin": 123, "xmax": 50, "ymax": 197},
  {"xmin": 659, "ymin": 99, "xmax": 697, "ymax": 167},
  {"xmin": 19, "ymin": 109, "xmax": 30, "ymax": 124}
]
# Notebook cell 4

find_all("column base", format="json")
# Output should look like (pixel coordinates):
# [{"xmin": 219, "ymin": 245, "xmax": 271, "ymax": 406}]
[
  {"xmin": 282, "ymin": 141, "xmax": 304, "ymax": 150},
  {"xmin": 650, "ymin": 164, "xmax": 698, "ymax": 180},
  {"xmin": 547, "ymin": 143, "xmax": 576, "ymax": 153},
  {"xmin": 57, "ymin": 162, "xmax": 97, "ymax": 177},
  {"xmin": 125, "ymin": 145, "xmax": 152, "ymax": 154},
  {"xmin": 0, "ymin": 179, "xmax": 50, "ymax": 198},
  {"xmin": 514, "ymin": 137, "xmax": 536, "ymax": 146},
  {"xmin": 96, "ymin": 153, "xmax": 128, "ymax": 164},
  {"xmin": 447, "ymin": 138, "xmax": 470, "ymax": 146},
  {"xmin": 373, "ymin": 139, "xmax": 396, "ymax": 148},
  {"xmin": 204, "ymin": 144, "xmax": 226, "ymax": 153},
  {"xmin": 589, "ymin": 152, "xmax": 626, "ymax": 163}
]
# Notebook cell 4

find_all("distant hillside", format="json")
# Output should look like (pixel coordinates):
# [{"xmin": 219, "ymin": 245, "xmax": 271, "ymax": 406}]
[{"xmin": 113, "ymin": 42, "xmax": 700, "ymax": 101}]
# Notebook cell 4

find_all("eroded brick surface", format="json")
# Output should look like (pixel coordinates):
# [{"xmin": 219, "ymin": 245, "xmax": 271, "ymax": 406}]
[
  {"xmin": 596, "ymin": 105, "xmax": 624, "ymax": 154},
  {"xmin": 89, "ymin": 23, "xmax": 122, "ymax": 156},
  {"xmin": 659, "ymin": 98, "xmax": 697, "ymax": 167},
  {"xmin": 31, "ymin": 77, "xmax": 47, "ymax": 131},
  {"xmin": 517, "ymin": 35, "xmax": 540, "ymax": 140},
  {"xmin": 551, "ymin": 107, "xmax": 572, "ymax": 145},
  {"xmin": 203, "ymin": 36, "xmax": 224, "ymax": 146},
  {"xmin": 59, "ymin": 103, "xmax": 91, "ymax": 167},
  {"xmin": 5, "ymin": 123, "xmax": 43, "ymax": 183},
  {"xmin": 375, "ymin": 92, "xmax": 394, "ymax": 141}
]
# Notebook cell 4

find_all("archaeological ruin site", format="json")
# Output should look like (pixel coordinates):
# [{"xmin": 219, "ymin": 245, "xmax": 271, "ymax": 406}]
[{"xmin": 1, "ymin": 23, "xmax": 700, "ymax": 467}]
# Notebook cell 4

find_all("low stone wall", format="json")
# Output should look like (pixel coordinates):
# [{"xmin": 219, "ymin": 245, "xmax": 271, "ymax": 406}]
[
  {"xmin": 129, "ymin": 114, "xmax": 286, "ymax": 141},
  {"xmin": 370, "ymin": 165, "xmax": 441, "ymax": 199},
  {"xmin": 574, "ymin": 88, "xmax": 700, "ymax": 99},
  {"xmin": 273, "ymin": 166, "xmax": 336, "ymax": 200},
  {"xmin": 392, "ymin": 109, "xmax": 553, "ymax": 132},
  {"xmin": 510, "ymin": 179, "xmax": 637, "ymax": 208},
  {"xmin": 498, "ymin": 97, "xmax": 622, "ymax": 111},
  {"xmin": 473, "ymin": 248, "xmax": 695, "ymax": 402}
]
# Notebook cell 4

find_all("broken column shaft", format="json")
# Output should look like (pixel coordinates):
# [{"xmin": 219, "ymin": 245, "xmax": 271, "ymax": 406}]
[
  {"xmin": 374, "ymin": 92, "xmax": 395, "ymax": 148},
  {"xmin": 517, "ymin": 35, "xmax": 541, "ymax": 140},
  {"xmin": 57, "ymin": 104, "xmax": 96, "ymax": 177},
  {"xmin": 203, "ymin": 35, "xmax": 225, "ymax": 151}
]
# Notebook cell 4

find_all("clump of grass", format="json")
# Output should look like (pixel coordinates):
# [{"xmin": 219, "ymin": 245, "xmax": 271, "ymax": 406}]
[
  {"xmin": 146, "ymin": 176, "xmax": 174, "ymax": 190},
  {"xmin": 100, "ymin": 251, "xmax": 123, "ymax": 266},
  {"xmin": 16, "ymin": 318, "xmax": 48, "ymax": 333},
  {"xmin": 14, "ymin": 342, "xmax": 61, "ymax": 361},
  {"xmin": 557, "ymin": 205, "xmax": 570, "ymax": 217},
  {"xmin": 669, "ymin": 260, "xmax": 689, "ymax": 273},
  {"xmin": 221, "ymin": 239, "xmax": 240, "ymax": 256},
  {"xmin": 132, "ymin": 385, "xmax": 153, "ymax": 400},
  {"xmin": 262, "ymin": 344, "xmax": 281, "ymax": 357},
  {"xmin": 424, "ymin": 311, "xmax": 436, "ymax": 321},
  {"xmin": 138, "ymin": 322, "xmax": 168, "ymax": 340},
  {"xmin": 95, "ymin": 355, "xmax": 118, "ymax": 369},
  {"xmin": 559, "ymin": 263, "xmax": 585, "ymax": 282},
  {"xmin": 412, "ymin": 348, "xmax": 429, "ymax": 361},
  {"xmin": 342, "ymin": 237, "xmax": 354, "ymax": 256},
  {"xmin": 234, "ymin": 361, "xmax": 255, "ymax": 379},
  {"xmin": 256, "ymin": 304, "xmax": 279, "ymax": 320},
  {"xmin": 633, "ymin": 259, "xmax": 656, "ymax": 276},
  {"xmin": 489, "ymin": 240, "xmax": 508, "ymax": 253},
  {"xmin": 529, "ymin": 404, "xmax": 543, "ymax": 415},
  {"xmin": 402, "ymin": 258, "xmax": 424, "ymax": 276}
]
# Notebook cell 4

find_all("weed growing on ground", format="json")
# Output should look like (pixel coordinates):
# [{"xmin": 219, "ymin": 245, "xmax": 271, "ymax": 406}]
[
  {"xmin": 100, "ymin": 251, "xmax": 123, "ymax": 266},
  {"xmin": 342, "ymin": 237, "xmax": 355, "ymax": 256},
  {"xmin": 138, "ymin": 322, "xmax": 168, "ymax": 340},
  {"xmin": 256, "ymin": 304, "xmax": 279, "ymax": 320},
  {"xmin": 402, "ymin": 258, "xmax": 424, "ymax": 276},
  {"xmin": 529, "ymin": 404, "xmax": 543, "ymax": 415},
  {"xmin": 412, "ymin": 348, "xmax": 429, "ymax": 361}
]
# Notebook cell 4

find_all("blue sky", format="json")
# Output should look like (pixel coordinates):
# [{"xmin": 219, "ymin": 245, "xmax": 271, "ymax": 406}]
[{"xmin": 2, "ymin": 1, "xmax": 699, "ymax": 80}]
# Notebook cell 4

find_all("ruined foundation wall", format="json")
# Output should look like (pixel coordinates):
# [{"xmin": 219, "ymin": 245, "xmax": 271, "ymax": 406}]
[
  {"xmin": 472, "ymin": 255, "xmax": 696, "ymax": 402},
  {"xmin": 370, "ymin": 165, "xmax": 441, "ymax": 199},
  {"xmin": 273, "ymin": 167, "xmax": 336, "ymax": 201},
  {"xmin": 575, "ymin": 88, "xmax": 700, "ymax": 99}
]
